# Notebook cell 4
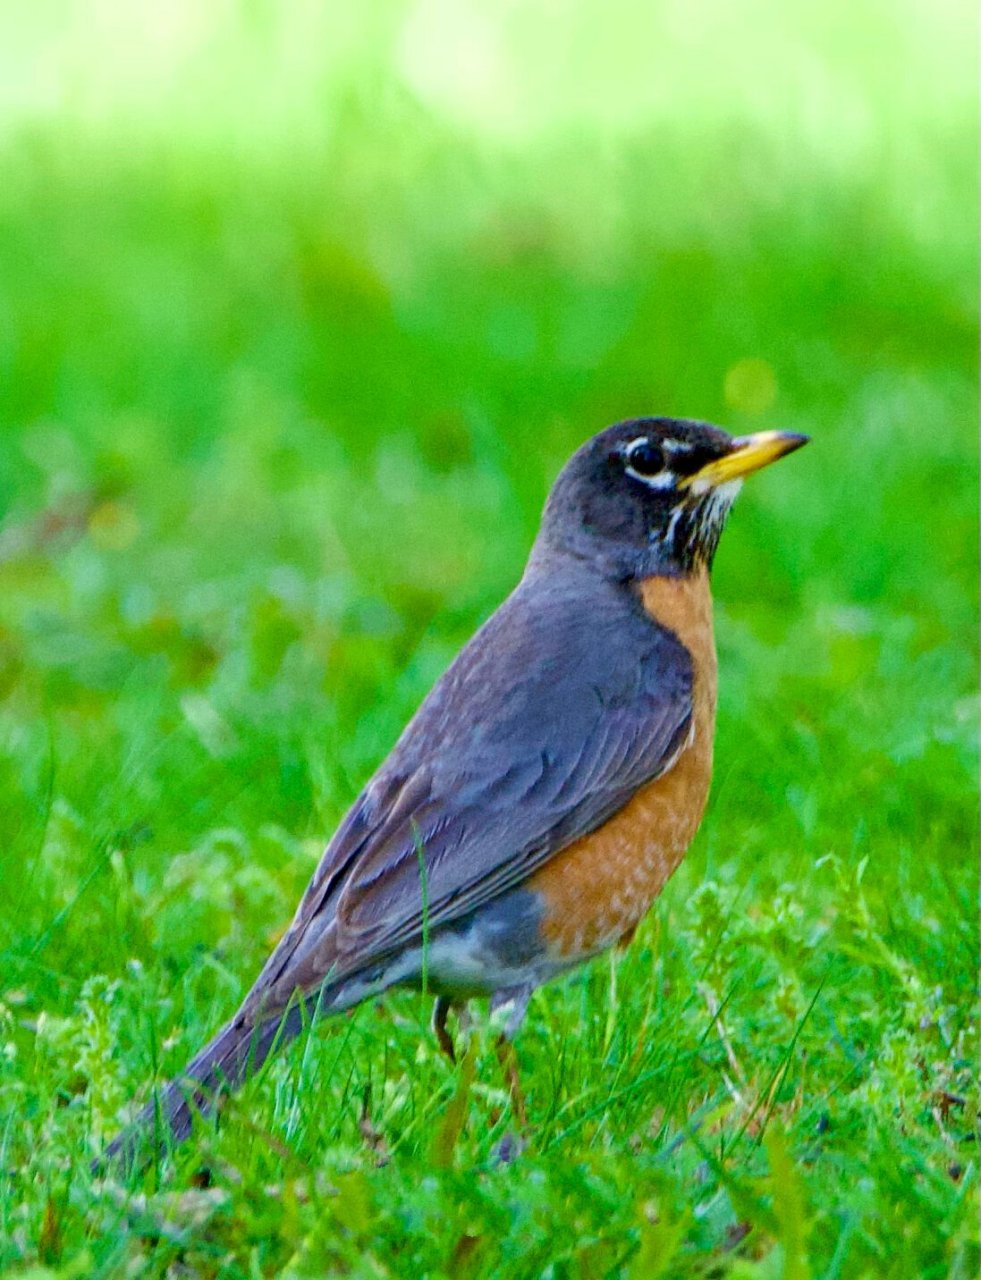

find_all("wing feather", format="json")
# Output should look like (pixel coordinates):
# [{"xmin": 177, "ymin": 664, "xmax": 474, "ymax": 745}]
[{"xmin": 250, "ymin": 565, "xmax": 694, "ymax": 1014}]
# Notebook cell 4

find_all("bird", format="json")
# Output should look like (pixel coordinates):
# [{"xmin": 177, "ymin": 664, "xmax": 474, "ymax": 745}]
[{"xmin": 100, "ymin": 415, "xmax": 808, "ymax": 1167}]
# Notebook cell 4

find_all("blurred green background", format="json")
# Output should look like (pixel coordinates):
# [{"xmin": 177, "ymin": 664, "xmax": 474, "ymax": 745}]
[{"xmin": 0, "ymin": 2, "xmax": 977, "ymax": 1277}]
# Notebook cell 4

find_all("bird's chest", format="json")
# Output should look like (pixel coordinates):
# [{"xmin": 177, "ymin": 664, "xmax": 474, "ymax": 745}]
[{"xmin": 531, "ymin": 570, "xmax": 717, "ymax": 960}]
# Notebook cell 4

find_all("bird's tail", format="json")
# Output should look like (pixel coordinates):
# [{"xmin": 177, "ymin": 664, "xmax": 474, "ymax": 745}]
[{"xmin": 97, "ymin": 997, "xmax": 312, "ymax": 1173}]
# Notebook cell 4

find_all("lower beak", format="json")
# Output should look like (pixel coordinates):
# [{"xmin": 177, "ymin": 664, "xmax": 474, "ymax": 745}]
[{"xmin": 680, "ymin": 430, "xmax": 810, "ymax": 490}]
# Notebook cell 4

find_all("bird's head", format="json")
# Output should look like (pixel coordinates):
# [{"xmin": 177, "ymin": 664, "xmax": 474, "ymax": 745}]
[{"xmin": 534, "ymin": 417, "xmax": 809, "ymax": 579}]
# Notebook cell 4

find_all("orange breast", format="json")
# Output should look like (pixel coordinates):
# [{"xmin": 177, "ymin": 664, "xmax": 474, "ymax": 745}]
[{"xmin": 530, "ymin": 569, "xmax": 717, "ymax": 959}]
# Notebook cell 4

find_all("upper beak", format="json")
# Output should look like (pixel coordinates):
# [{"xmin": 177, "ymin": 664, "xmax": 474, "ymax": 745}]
[{"xmin": 679, "ymin": 430, "xmax": 810, "ymax": 490}]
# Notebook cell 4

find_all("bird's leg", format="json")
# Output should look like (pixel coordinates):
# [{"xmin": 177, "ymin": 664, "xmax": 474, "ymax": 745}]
[
  {"xmin": 490, "ymin": 985, "xmax": 532, "ymax": 1130},
  {"xmin": 431, "ymin": 995, "xmax": 456, "ymax": 1064},
  {"xmin": 494, "ymin": 1038, "xmax": 528, "ymax": 1130}
]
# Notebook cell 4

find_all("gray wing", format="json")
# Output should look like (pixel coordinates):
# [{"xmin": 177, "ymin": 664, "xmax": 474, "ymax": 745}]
[{"xmin": 248, "ymin": 565, "xmax": 693, "ymax": 1012}]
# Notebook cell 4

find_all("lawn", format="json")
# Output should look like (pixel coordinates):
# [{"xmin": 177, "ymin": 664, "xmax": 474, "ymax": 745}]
[{"xmin": 0, "ymin": 2, "xmax": 977, "ymax": 1277}]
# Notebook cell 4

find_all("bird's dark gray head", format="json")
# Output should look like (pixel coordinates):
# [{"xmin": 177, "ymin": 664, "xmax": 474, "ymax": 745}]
[{"xmin": 532, "ymin": 417, "xmax": 808, "ymax": 580}]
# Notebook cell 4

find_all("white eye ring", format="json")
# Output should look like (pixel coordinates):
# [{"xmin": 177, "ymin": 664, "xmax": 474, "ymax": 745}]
[{"xmin": 624, "ymin": 438, "xmax": 673, "ymax": 489}]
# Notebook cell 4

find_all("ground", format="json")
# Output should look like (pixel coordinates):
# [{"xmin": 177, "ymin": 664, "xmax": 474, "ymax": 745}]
[{"xmin": 0, "ymin": 3, "xmax": 977, "ymax": 1276}]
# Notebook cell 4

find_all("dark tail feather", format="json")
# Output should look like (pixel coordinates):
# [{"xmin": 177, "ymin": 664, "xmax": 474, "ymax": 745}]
[{"xmin": 96, "ymin": 999, "xmax": 311, "ymax": 1173}]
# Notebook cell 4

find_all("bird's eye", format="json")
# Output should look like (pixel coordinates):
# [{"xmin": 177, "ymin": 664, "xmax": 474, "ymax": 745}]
[{"xmin": 625, "ymin": 439, "xmax": 665, "ymax": 477}]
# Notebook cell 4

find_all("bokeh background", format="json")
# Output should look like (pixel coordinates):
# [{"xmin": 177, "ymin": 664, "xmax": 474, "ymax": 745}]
[{"xmin": 0, "ymin": 2, "xmax": 977, "ymax": 1276}]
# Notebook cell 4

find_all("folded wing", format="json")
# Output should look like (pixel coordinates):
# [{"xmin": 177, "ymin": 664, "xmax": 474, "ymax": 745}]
[{"xmin": 244, "ymin": 568, "xmax": 694, "ymax": 1018}]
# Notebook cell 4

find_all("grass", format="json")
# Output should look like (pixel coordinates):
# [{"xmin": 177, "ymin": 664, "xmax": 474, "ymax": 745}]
[{"xmin": 0, "ymin": 2, "xmax": 978, "ymax": 1276}]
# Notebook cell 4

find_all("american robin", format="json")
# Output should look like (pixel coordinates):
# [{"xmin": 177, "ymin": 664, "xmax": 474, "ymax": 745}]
[{"xmin": 102, "ymin": 416, "xmax": 807, "ymax": 1164}]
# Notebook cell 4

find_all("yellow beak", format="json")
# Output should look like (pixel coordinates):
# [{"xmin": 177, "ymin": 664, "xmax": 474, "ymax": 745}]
[{"xmin": 679, "ymin": 430, "xmax": 810, "ymax": 491}]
